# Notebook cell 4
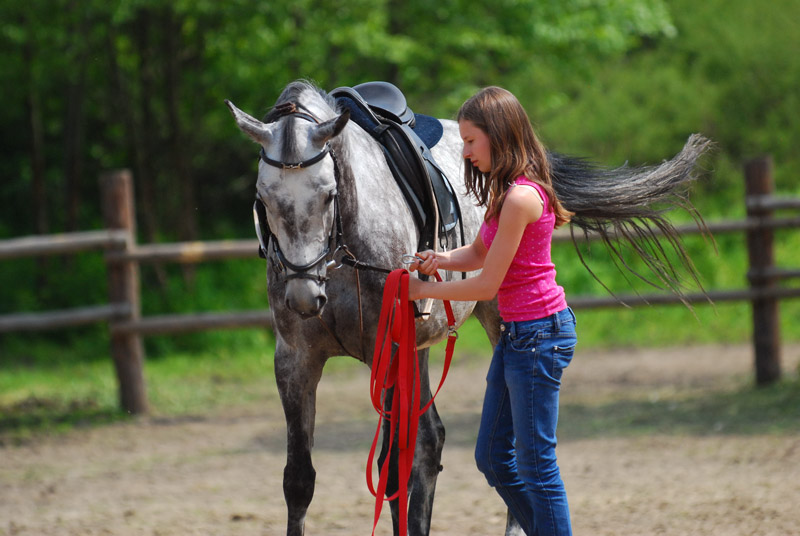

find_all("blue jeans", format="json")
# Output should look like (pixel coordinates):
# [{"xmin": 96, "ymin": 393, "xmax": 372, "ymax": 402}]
[{"xmin": 475, "ymin": 307, "xmax": 577, "ymax": 536}]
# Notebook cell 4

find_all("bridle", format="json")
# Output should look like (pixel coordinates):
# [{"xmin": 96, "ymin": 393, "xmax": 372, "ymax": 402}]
[
  {"xmin": 253, "ymin": 102, "xmax": 348, "ymax": 284},
  {"xmin": 254, "ymin": 101, "xmax": 392, "ymax": 281}
]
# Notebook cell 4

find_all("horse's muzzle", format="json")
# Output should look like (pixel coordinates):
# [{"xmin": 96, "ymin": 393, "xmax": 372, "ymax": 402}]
[{"xmin": 284, "ymin": 279, "xmax": 328, "ymax": 318}]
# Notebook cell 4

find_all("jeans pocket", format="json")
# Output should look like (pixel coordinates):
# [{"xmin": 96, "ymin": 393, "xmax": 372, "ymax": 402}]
[
  {"xmin": 509, "ymin": 329, "xmax": 538, "ymax": 353},
  {"xmin": 551, "ymin": 340, "xmax": 576, "ymax": 380}
]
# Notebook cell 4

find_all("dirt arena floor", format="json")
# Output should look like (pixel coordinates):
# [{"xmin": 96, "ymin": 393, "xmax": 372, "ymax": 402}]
[{"xmin": 2, "ymin": 343, "xmax": 799, "ymax": 536}]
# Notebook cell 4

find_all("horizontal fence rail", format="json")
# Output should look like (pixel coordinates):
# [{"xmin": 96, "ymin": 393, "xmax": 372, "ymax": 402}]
[
  {"xmin": 105, "ymin": 239, "xmax": 258, "ymax": 263},
  {"xmin": 0, "ymin": 156, "xmax": 796, "ymax": 411},
  {"xmin": 0, "ymin": 229, "xmax": 130, "ymax": 260},
  {"xmin": 110, "ymin": 310, "xmax": 274, "ymax": 336},
  {"xmin": 0, "ymin": 304, "xmax": 132, "ymax": 332}
]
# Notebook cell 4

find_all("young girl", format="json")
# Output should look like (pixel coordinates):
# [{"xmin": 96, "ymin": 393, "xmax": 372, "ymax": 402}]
[{"xmin": 408, "ymin": 86, "xmax": 577, "ymax": 536}]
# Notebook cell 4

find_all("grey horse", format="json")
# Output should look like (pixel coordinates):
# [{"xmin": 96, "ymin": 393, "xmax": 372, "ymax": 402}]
[{"xmin": 226, "ymin": 80, "xmax": 710, "ymax": 536}]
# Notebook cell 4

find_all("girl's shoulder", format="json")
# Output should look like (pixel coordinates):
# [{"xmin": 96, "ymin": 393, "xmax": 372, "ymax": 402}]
[
  {"xmin": 503, "ymin": 180, "xmax": 545, "ymax": 224},
  {"xmin": 510, "ymin": 176, "xmax": 545, "ymax": 207}
]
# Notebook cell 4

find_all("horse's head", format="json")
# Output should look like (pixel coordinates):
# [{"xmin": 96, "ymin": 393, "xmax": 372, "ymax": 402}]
[{"xmin": 226, "ymin": 87, "xmax": 350, "ymax": 319}]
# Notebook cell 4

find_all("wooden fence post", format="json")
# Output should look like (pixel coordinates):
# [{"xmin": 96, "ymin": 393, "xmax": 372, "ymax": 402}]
[
  {"xmin": 744, "ymin": 156, "xmax": 781, "ymax": 385},
  {"xmin": 101, "ymin": 170, "xmax": 148, "ymax": 414}
]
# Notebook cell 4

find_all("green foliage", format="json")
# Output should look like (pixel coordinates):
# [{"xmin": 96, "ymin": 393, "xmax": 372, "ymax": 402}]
[
  {"xmin": 0, "ymin": 254, "xmax": 108, "ymax": 315},
  {"xmin": 138, "ymin": 259, "xmax": 271, "ymax": 357},
  {"xmin": 533, "ymin": 0, "xmax": 800, "ymax": 196},
  {"xmin": 0, "ymin": 0, "xmax": 678, "ymax": 234}
]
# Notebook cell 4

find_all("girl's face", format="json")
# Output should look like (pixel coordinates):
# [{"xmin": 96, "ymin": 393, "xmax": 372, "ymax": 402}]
[{"xmin": 459, "ymin": 119, "xmax": 492, "ymax": 173}]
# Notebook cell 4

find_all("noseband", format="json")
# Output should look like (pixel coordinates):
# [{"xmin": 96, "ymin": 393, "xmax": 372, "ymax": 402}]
[{"xmin": 254, "ymin": 102, "xmax": 344, "ymax": 283}]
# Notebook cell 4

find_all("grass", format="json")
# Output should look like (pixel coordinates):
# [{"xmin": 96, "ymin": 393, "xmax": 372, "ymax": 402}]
[
  {"xmin": 0, "ymin": 329, "xmax": 277, "ymax": 445},
  {"xmin": 0, "ymin": 351, "xmax": 126, "ymax": 444},
  {"xmin": 144, "ymin": 342, "xmax": 276, "ymax": 414}
]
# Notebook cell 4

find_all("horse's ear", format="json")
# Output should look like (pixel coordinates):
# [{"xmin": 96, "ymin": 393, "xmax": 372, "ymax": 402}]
[
  {"xmin": 311, "ymin": 109, "xmax": 350, "ymax": 146},
  {"xmin": 225, "ymin": 99, "xmax": 273, "ymax": 146}
]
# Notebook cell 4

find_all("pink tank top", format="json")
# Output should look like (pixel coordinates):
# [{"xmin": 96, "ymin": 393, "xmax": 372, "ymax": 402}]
[{"xmin": 479, "ymin": 176, "xmax": 567, "ymax": 322}]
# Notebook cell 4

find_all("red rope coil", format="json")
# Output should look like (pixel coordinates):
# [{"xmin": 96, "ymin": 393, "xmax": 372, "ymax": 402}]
[{"xmin": 367, "ymin": 269, "xmax": 456, "ymax": 535}]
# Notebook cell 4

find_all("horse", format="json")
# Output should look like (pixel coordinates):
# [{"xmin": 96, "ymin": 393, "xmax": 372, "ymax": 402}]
[{"xmin": 226, "ymin": 80, "xmax": 710, "ymax": 536}]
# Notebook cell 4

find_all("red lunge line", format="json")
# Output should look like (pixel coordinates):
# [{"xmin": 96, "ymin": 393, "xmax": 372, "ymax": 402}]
[{"xmin": 367, "ymin": 269, "xmax": 457, "ymax": 536}]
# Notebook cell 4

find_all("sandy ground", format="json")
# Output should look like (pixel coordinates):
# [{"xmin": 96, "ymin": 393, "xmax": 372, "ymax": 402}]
[{"xmin": 1, "ymin": 343, "xmax": 799, "ymax": 536}]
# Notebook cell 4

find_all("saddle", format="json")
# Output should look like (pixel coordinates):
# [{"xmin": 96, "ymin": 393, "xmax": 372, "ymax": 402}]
[{"xmin": 331, "ymin": 82, "xmax": 463, "ymax": 255}]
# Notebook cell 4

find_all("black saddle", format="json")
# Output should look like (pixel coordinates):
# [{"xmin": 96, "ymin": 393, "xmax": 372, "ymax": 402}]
[{"xmin": 331, "ymin": 82, "xmax": 462, "ymax": 254}]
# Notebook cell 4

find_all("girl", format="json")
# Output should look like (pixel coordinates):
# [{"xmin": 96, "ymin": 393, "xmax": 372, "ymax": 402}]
[{"xmin": 408, "ymin": 86, "xmax": 577, "ymax": 536}]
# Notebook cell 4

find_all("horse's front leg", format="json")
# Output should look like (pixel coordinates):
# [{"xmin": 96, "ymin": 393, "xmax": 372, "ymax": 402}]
[
  {"xmin": 274, "ymin": 343, "xmax": 325, "ymax": 536},
  {"xmin": 379, "ymin": 347, "xmax": 446, "ymax": 536}
]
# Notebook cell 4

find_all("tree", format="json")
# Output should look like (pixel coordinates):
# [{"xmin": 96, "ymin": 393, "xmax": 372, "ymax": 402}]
[{"xmin": 0, "ymin": 0, "xmax": 679, "ymax": 314}]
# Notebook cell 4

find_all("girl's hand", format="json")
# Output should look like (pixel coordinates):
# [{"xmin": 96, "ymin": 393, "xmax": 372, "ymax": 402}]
[{"xmin": 407, "ymin": 250, "xmax": 439, "ymax": 276}]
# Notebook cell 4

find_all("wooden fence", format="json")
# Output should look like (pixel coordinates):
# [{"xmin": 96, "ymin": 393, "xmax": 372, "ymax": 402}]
[{"xmin": 1, "ymin": 158, "xmax": 799, "ymax": 413}]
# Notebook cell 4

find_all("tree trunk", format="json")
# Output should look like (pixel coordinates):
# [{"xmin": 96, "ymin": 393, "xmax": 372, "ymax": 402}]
[
  {"xmin": 107, "ymin": 11, "xmax": 168, "ymax": 289},
  {"xmin": 63, "ymin": 2, "xmax": 90, "ymax": 234},
  {"xmin": 133, "ymin": 8, "xmax": 162, "ymax": 246},
  {"xmin": 24, "ymin": 34, "xmax": 47, "ymax": 237},
  {"xmin": 163, "ymin": 8, "xmax": 197, "ymax": 283},
  {"xmin": 163, "ymin": 9, "xmax": 197, "ymax": 243},
  {"xmin": 24, "ymin": 16, "xmax": 50, "ymax": 293}
]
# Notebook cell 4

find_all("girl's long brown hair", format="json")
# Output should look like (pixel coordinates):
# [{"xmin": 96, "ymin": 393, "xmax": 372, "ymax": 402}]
[{"xmin": 457, "ymin": 86, "xmax": 573, "ymax": 228}]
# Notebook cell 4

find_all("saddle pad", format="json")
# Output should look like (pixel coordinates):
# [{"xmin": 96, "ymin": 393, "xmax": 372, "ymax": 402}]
[{"xmin": 409, "ymin": 113, "xmax": 444, "ymax": 149}]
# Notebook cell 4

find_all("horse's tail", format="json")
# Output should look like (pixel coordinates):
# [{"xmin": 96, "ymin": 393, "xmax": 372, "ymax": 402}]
[{"xmin": 549, "ymin": 133, "xmax": 714, "ymax": 302}]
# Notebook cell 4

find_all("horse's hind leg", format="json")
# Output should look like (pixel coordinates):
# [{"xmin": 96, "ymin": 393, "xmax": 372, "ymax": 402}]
[
  {"xmin": 274, "ymin": 344, "xmax": 325, "ymax": 536},
  {"xmin": 379, "ymin": 347, "xmax": 446, "ymax": 536}
]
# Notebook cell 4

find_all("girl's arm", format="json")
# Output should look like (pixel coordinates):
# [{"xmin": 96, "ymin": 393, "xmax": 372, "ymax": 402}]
[{"xmin": 408, "ymin": 186, "xmax": 543, "ymax": 302}]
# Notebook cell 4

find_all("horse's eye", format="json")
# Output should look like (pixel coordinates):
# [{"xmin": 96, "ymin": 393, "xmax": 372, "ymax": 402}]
[{"xmin": 326, "ymin": 190, "xmax": 337, "ymax": 205}]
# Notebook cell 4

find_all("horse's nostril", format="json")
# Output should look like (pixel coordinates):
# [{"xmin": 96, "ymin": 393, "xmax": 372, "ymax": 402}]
[{"xmin": 285, "ymin": 293, "xmax": 327, "ymax": 318}]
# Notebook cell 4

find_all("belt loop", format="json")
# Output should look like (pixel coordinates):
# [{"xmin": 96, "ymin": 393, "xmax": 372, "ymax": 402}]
[{"xmin": 553, "ymin": 310, "xmax": 562, "ymax": 332}]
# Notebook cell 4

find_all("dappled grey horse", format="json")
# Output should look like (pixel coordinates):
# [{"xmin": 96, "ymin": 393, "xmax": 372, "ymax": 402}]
[{"xmin": 226, "ymin": 80, "xmax": 710, "ymax": 536}]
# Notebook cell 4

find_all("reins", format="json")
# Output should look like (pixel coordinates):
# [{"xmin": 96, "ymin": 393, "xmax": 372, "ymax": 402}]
[{"xmin": 367, "ymin": 268, "xmax": 457, "ymax": 536}]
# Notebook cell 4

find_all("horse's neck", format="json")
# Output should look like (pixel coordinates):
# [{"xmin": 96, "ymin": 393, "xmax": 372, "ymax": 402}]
[{"xmin": 337, "ymin": 126, "xmax": 417, "ymax": 257}]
